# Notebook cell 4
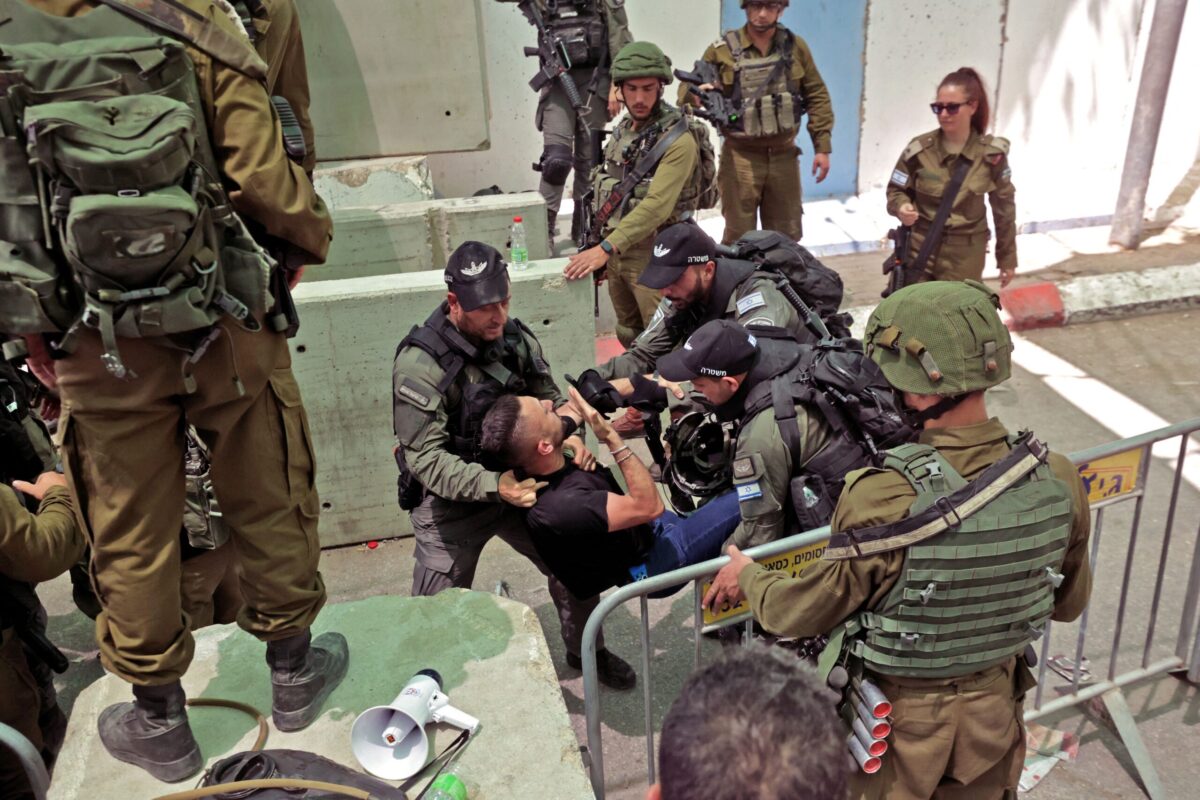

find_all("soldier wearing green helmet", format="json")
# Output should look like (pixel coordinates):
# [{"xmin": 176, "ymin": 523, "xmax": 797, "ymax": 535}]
[
  {"xmin": 704, "ymin": 281, "xmax": 1093, "ymax": 799},
  {"xmin": 565, "ymin": 41, "xmax": 714, "ymax": 352}
]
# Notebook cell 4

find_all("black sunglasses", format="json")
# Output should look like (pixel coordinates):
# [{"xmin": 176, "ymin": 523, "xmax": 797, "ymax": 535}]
[{"xmin": 931, "ymin": 102, "xmax": 968, "ymax": 116}]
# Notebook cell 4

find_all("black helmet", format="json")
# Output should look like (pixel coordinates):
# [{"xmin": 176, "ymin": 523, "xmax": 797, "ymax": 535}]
[{"xmin": 664, "ymin": 412, "xmax": 734, "ymax": 512}]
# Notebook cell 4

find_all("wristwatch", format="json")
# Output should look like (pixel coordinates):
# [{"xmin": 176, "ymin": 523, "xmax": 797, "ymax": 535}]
[{"xmin": 599, "ymin": 240, "xmax": 614, "ymax": 255}]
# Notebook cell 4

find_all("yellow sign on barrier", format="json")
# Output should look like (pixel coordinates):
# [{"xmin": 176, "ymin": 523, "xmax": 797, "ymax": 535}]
[
  {"xmin": 701, "ymin": 539, "xmax": 829, "ymax": 627},
  {"xmin": 1077, "ymin": 448, "xmax": 1144, "ymax": 504}
]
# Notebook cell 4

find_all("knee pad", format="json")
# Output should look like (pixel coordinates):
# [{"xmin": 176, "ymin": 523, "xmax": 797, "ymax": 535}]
[{"xmin": 535, "ymin": 144, "xmax": 574, "ymax": 186}]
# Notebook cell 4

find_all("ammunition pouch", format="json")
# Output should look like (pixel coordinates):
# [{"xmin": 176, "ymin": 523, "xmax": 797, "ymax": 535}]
[
  {"xmin": 394, "ymin": 447, "xmax": 424, "ymax": 512},
  {"xmin": 544, "ymin": 11, "xmax": 606, "ymax": 70}
]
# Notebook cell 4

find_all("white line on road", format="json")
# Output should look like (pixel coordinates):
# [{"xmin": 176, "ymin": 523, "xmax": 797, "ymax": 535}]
[{"xmin": 1010, "ymin": 333, "xmax": 1200, "ymax": 491}]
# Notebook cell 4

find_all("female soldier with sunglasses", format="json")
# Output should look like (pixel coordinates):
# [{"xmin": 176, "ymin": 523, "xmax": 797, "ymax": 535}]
[{"xmin": 886, "ymin": 67, "xmax": 1017, "ymax": 286}]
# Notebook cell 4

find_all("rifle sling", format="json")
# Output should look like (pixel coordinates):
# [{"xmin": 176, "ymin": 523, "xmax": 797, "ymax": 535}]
[
  {"xmin": 593, "ymin": 117, "xmax": 690, "ymax": 236},
  {"xmin": 907, "ymin": 155, "xmax": 972, "ymax": 278}
]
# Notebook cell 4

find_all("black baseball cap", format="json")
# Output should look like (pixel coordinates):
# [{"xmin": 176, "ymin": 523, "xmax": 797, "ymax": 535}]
[
  {"xmin": 658, "ymin": 319, "xmax": 759, "ymax": 381},
  {"xmin": 444, "ymin": 241, "xmax": 510, "ymax": 311},
  {"xmin": 638, "ymin": 221, "xmax": 719, "ymax": 290}
]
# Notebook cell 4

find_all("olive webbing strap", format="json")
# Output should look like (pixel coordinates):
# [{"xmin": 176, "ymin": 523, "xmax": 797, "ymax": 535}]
[
  {"xmin": 93, "ymin": 0, "xmax": 267, "ymax": 79},
  {"xmin": 826, "ymin": 436, "xmax": 1050, "ymax": 560},
  {"xmin": 907, "ymin": 154, "xmax": 972, "ymax": 278},
  {"xmin": 854, "ymin": 634, "xmax": 1038, "ymax": 672},
  {"xmin": 592, "ymin": 116, "xmax": 689, "ymax": 234},
  {"xmin": 864, "ymin": 595, "xmax": 1055, "ymax": 637}
]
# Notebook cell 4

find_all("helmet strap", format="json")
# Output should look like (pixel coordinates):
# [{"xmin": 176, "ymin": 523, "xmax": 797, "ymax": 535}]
[{"xmin": 898, "ymin": 391, "xmax": 968, "ymax": 428}]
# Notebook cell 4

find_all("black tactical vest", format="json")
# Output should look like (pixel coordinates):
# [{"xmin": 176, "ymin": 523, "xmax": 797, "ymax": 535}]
[{"xmin": 544, "ymin": 0, "xmax": 607, "ymax": 69}]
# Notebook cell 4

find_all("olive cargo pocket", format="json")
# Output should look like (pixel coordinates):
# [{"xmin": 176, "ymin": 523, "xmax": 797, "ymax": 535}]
[{"xmin": 268, "ymin": 369, "xmax": 317, "ymax": 504}]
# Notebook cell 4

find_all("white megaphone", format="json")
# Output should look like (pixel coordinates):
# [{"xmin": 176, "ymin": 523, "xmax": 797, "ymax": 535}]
[{"xmin": 351, "ymin": 669, "xmax": 480, "ymax": 780}]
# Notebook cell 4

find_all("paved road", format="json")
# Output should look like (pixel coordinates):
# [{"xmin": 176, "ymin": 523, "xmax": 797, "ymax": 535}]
[{"xmin": 37, "ymin": 308, "xmax": 1200, "ymax": 798}]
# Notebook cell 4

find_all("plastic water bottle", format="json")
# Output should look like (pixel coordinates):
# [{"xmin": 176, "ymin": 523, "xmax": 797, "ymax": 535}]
[
  {"xmin": 509, "ymin": 216, "xmax": 529, "ymax": 269},
  {"xmin": 425, "ymin": 763, "xmax": 472, "ymax": 800}
]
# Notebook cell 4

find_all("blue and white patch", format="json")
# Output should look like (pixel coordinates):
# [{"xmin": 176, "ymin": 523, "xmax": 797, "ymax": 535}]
[
  {"xmin": 737, "ymin": 482, "xmax": 763, "ymax": 502},
  {"xmin": 890, "ymin": 169, "xmax": 909, "ymax": 188},
  {"xmin": 736, "ymin": 291, "xmax": 766, "ymax": 316},
  {"xmin": 1000, "ymin": 167, "xmax": 1012, "ymax": 181}
]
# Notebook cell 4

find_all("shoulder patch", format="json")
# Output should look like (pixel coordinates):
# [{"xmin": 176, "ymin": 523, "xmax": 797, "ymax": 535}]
[
  {"xmin": 983, "ymin": 135, "xmax": 1011, "ymax": 155},
  {"xmin": 742, "ymin": 315, "xmax": 775, "ymax": 327},
  {"xmin": 736, "ymin": 291, "xmax": 767, "ymax": 316},
  {"xmin": 732, "ymin": 456, "xmax": 754, "ymax": 480},
  {"xmin": 889, "ymin": 168, "xmax": 909, "ymax": 188},
  {"xmin": 737, "ymin": 482, "xmax": 763, "ymax": 502},
  {"xmin": 396, "ymin": 377, "xmax": 434, "ymax": 409}
]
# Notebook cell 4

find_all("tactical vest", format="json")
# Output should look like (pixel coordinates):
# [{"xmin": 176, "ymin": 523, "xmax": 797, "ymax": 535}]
[
  {"xmin": 592, "ymin": 103, "xmax": 714, "ymax": 236},
  {"xmin": 543, "ymin": 0, "xmax": 607, "ymax": 70},
  {"xmin": 739, "ymin": 336, "xmax": 913, "ymax": 533},
  {"xmin": 0, "ymin": 0, "xmax": 274, "ymax": 382},
  {"xmin": 830, "ymin": 437, "xmax": 1073, "ymax": 679},
  {"xmin": 396, "ymin": 306, "xmax": 548, "ymax": 466},
  {"xmin": 725, "ymin": 28, "xmax": 804, "ymax": 140}
]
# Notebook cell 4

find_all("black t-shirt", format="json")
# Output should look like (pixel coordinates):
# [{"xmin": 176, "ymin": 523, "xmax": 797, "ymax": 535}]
[{"xmin": 524, "ymin": 463, "xmax": 652, "ymax": 599}]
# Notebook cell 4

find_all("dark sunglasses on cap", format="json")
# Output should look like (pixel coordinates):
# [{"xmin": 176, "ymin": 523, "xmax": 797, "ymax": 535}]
[{"xmin": 931, "ymin": 102, "xmax": 969, "ymax": 116}]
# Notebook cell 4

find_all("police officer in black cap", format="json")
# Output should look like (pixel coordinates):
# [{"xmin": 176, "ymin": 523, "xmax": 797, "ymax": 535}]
[
  {"xmin": 391, "ymin": 241, "xmax": 636, "ymax": 689},
  {"xmin": 594, "ymin": 221, "xmax": 815, "ymax": 438}
]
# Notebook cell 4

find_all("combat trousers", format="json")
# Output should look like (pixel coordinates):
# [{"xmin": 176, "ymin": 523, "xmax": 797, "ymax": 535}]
[
  {"xmin": 909, "ymin": 226, "xmax": 989, "ymax": 283},
  {"xmin": 57, "ymin": 319, "xmax": 326, "ymax": 685},
  {"xmin": 0, "ymin": 628, "xmax": 42, "ymax": 798},
  {"xmin": 180, "ymin": 543, "xmax": 244, "ymax": 630},
  {"xmin": 537, "ymin": 69, "xmax": 609, "ymax": 225},
  {"xmin": 607, "ymin": 238, "xmax": 662, "ymax": 348},
  {"xmin": 718, "ymin": 138, "xmax": 804, "ymax": 245},
  {"xmin": 850, "ymin": 659, "xmax": 1024, "ymax": 800},
  {"xmin": 410, "ymin": 494, "xmax": 604, "ymax": 657}
]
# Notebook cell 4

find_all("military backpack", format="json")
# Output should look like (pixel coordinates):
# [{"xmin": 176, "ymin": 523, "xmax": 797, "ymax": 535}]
[{"xmin": 0, "ymin": 0, "xmax": 275, "ymax": 382}]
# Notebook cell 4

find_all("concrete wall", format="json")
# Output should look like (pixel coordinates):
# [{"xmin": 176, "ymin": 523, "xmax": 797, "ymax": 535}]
[
  {"xmin": 297, "ymin": 0, "xmax": 491, "ymax": 160},
  {"xmin": 290, "ymin": 260, "xmax": 594, "ymax": 547},
  {"xmin": 425, "ymin": 0, "xmax": 724, "ymax": 199}
]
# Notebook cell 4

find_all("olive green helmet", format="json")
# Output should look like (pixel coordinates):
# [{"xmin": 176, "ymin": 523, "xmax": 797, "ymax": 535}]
[
  {"xmin": 741, "ymin": 0, "xmax": 790, "ymax": 7},
  {"xmin": 611, "ymin": 41, "xmax": 673, "ymax": 85},
  {"xmin": 864, "ymin": 280, "xmax": 1012, "ymax": 396}
]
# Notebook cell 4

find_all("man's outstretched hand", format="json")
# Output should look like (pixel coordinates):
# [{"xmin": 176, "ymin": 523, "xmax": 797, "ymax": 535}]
[{"xmin": 703, "ymin": 545, "xmax": 754, "ymax": 612}]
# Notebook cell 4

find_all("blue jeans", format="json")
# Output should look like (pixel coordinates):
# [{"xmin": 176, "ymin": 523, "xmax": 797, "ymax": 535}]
[{"xmin": 632, "ymin": 491, "xmax": 741, "ymax": 598}]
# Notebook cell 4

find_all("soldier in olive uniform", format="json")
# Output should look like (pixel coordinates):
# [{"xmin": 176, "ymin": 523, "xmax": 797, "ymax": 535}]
[
  {"xmin": 706, "ymin": 282, "xmax": 1092, "ymax": 799},
  {"xmin": 683, "ymin": 0, "xmax": 833, "ymax": 244},
  {"xmin": 1, "ymin": 471, "xmax": 84, "ymax": 799},
  {"xmin": 393, "ymin": 242, "xmax": 636, "ymax": 689},
  {"xmin": 6, "ymin": 0, "xmax": 342, "ymax": 782},
  {"xmin": 888, "ymin": 68, "xmax": 1017, "ymax": 285},
  {"xmin": 565, "ymin": 41, "xmax": 704, "ymax": 348},
  {"xmin": 508, "ymin": 0, "xmax": 632, "ymax": 242}
]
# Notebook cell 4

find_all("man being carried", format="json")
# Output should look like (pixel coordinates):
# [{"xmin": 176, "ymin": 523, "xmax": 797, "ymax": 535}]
[{"xmin": 479, "ymin": 387, "xmax": 741, "ymax": 600}]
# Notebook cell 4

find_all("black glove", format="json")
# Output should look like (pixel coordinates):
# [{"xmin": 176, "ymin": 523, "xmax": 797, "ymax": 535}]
[
  {"xmin": 628, "ymin": 373, "xmax": 668, "ymax": 412},
  {"xmin": 564, "ymin": 370, "xmax": 623, "ymax": 415}
]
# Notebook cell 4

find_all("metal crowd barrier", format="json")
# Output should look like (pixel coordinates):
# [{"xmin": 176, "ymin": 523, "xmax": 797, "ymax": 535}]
[
  {"xmin": 0, "ymin": 721, "xmax": 49, "ymax": 800},
  {"xmin": 579, "ymin": 418, "xmax": 1200, "ymax": 800}
]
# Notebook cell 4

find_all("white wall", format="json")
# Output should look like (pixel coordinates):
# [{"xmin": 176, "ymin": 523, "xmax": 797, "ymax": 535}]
[{"xmin": 426, "ymin": 0, "xmax": 723, "ymax": 199}]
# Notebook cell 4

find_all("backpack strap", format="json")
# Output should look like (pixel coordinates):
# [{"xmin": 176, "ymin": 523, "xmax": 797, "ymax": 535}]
[
  {"xmin": 907, "ymin": 154, "xmax": 972, "ymax": 279},
  {"xmin": 93, "ymin": 0, "xmax": 268, "ymax": 80},
  {"xmin": 826, "ymin": 434, "xmax": 1051, "ymax": 560}
]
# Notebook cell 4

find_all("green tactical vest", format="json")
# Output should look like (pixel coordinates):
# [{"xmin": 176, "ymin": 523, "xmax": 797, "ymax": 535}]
[
  {"xmin": 841, "ymin": 440, "xmax": 1073, "ymax": 679},
  {"xmin": 0, "ymin": 0, "xmax": 273, "ymax": 383},
  {"xmin": 726, "ymin": 28, "xmax": 802, "ymax": 140},
  {"xmin": 592, "ymin": 102, "xmax": 714, "ymax": 236}
]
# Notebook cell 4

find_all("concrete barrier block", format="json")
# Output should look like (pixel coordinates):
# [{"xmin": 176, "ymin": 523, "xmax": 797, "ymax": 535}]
[
  {"xmin": 315, "ymin": 156, "xmax": 435, "ymax": 208},
  {"xmin": 290, "ymin": 258, "xmax": 592, "ymax": 547},
  {"xmin": 430, "ymin": 192, "xmax": 551, "ymax": 266},
  {"xmin": 314, "ymin": 204, "xmax": 435, "ymax": 281}
]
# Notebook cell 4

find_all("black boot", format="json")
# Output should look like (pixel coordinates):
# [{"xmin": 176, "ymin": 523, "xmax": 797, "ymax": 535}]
[
  {"xmin": 546, "ymin": 209, "xmax": 558, "ymax": 256},
  {"xmin": 266, "ymin": 630, "xmax": 349, "ymax": 732},
  {"xmin": 565, "ymin": 649, "xmax": 637, "ymax": 691},
  {"xmin": 97, "ymin": 681, "xmax": 202, "ymax": 783}
]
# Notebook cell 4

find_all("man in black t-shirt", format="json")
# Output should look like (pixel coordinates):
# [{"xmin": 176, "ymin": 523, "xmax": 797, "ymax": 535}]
[{"xmin": 480, "ymin": 388, "xmax": 741, "ymax": 600}]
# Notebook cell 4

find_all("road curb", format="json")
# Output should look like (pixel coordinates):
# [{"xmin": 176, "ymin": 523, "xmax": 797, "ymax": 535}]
[{"xmin": 595, "ymin": 262, "xmax": 1200, "ymax": 360}]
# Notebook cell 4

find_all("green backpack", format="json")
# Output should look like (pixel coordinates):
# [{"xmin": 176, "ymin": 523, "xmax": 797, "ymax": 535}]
[{"xmin": 0, "ymin": 0, "xmax": 273, "ymax": 381}]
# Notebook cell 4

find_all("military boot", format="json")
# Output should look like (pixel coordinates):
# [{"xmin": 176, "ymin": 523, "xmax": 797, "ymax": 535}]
[
  {"xmin": 266, "ymin": 630, "xmax": 349, "ymax": 732},
  {"xmin": 546, "ymin": 209, "xmax": 558, "ymax": 256},
  {"xmin": 97, "ymin": 681, "xmax": 202, "ymax": 782}
]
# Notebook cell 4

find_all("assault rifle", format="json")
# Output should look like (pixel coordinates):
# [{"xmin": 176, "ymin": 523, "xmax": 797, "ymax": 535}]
[
  {"xmin": 674, "ymin": 61, "xmax": 741, "ymax": 132},
  {"xmin": 501, "ymin": 0, "xmax": 585, "ymax": 110},
  {"xmin": 880, "ymin": 225, "xmax": 912, "ymax": 298}
]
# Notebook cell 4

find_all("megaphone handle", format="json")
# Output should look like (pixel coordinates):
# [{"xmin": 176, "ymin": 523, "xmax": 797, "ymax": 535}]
[{"xmin": 432, "ymin": 704, "xmax": 480, "ymax": 734}]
